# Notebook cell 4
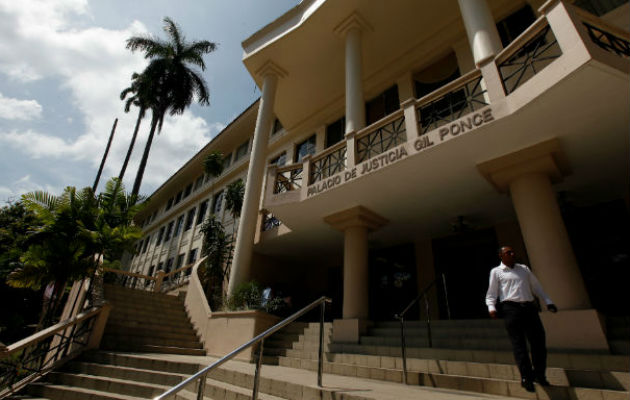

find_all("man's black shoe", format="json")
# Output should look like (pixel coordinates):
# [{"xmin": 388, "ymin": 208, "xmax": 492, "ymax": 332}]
[
  {"xmin": 535, "ymin": 376, "xmax": 551, "ymax": 386},
  {"xmin": 521, "ymin": 379, "xmax": 535, "ymax": 392}
]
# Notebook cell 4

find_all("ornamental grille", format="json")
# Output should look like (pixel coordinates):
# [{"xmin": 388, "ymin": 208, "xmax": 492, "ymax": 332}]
[
  {"xmin": 356, "ymin": 115, "xmax": 406, "ymax": 163},
  {"xmin": 584, "ymin": 22, "xmax": 630, "ymax": 58},
  {"xmin": 310, "ymin": 145, "xmax": 347, "ymax": 184},
  {"xmin": 274, "ymin": 167, "xmax": 303, "ymax": 194}
]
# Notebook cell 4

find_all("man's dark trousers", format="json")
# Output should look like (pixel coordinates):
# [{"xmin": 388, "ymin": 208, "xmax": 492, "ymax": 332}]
[{"xmin": 501, "ymin": 301, "xmax": 547, "ymax": 381}]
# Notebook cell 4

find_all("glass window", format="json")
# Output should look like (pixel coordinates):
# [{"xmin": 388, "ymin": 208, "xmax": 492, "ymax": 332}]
[
  {"xmin": 157, "ymin": 261, "xmax": 164, "ymax": 272},
  {"xmin": 164, "ymin": 221, "xmax": 174, "ymax": 242},
  {"xmin": 197, "ymin": 200, "xmax": 208, "ymax": 225},
  {"xmin": 223, "ymin": 153, "xmax": 232, "ymax": 170},
  {"xmin": 155, "ymin": 226, "xmax": 165, "ymax": 245},
  {"xmin": 174, "ymin": 190, "xmax": 183, "ymax": 205},
  {"xmin": 165, "ymin": 257, "xmax": 174, "ymax": 273},
  {"xmin": 165, "ymin": 197, "xmax": 174, "ymax": 211},
  {"xmin": 573, "ymin": 0, "xmax": 627, "ymax": 16},
  {"xmin": 183, "ymin": 183, "xmax": 193, "ymax": 198},
  {"xmin": 187, "ymin": 248, "xmax": 198, "ymax": 265},
  {"xmin": 194, "ymin": 175, "xmax": 204, "ymax": 190},
  {"xmin": 234, "ymin": 140, "xmax": 249, "ymax": 161},
  {"xmin": 141, "ymin": 236, "xmax": 150, "ymax": 253},
  {"xmin": 326, "ymin": 117, "xmax": 346, "ymax": 148},
  {"xmin": 148, "ymin": 265, "xmax": 155, "ymax": 276},
  {"xmin": 184, "ymin": 207, "xmax": 196, "ymax": 231},
  {"xmin": 176, "ymin": 253, "xmax": 185, "ymax": 269},
  {"xmin": 212, "ymin": 191, "xmax": 224, "ymax": 214},
  {"xmin": 294, "ymin": 135, "xmax": 316, "ymax": 163},
  {"xmin": 173, "ymin": 214, "xmax": 184, "ymax": 237},
  {"xmin": 269, "ymin": 152, "xmax": 287, "ymax": 166},
  {"xmin": 272, "ymin": 118, "xmax": 283, "ymax": 135},
  {"xmin": 365, "ymin": 85, "xmax": 400, "ymax": 126},
  {"xmin": 496, "ymin": 5, "xmax": 536, "ymax": 47}
]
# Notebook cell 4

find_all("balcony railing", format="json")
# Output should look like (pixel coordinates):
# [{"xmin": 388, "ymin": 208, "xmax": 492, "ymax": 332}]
[
  {"xmin": 356, "ymin": 111, "xmax": 406, "ymax": 163},
  {"xmin": 309, "ymin": 141, "xmax": 347, "ymax": 185},
  {"xmin": 415, "ymin": 69, "xmax": 488, "ymax": 134},
  {"xmin": 273, "ymin": 165, "xmax": 303, "ymax": 194},
  {"xmin": 584, "ymin": 22, "xmax": 630, "ymax": 57},
  {"xmin": 496, "ymin": 18, "xmax": 562, "ymax": 95}
]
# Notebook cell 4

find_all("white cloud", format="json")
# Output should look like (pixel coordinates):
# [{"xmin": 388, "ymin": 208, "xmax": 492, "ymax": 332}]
[
  {"xmin": 0, "ymin": 93, "xmax": 42, "ymax": 120},
  {"xmin": 0, "ymin": 175, "xmax": 61, "ymax": 204}
]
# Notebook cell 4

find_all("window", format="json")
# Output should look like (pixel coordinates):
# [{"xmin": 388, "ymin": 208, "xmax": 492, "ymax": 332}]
[
  {"xmin": 164, "ymin": 221, "xmax": 174, "ymax": 242},
  {"xmin": 496, "ymin": 5, "xmax": 536, "ymax": 47},
  {"xmin": 141, "ymin": 236, "xmax": 150, "ymax": 253},
  {"xmin": 294, "ymin": 135, "xmax": 316, "ymax": 163},
  {"xmin": 194, "ymin": 175, "xmax": 204, "ymax": 190},
  {"xmin": 212, "ymin": 191, "xmax": 224, "ymax": 214},
  {"xmin": 157, "ymin": 261, "xmax": 164, "ymax": 272},
  {"xmin": 176, "ymin": 253, "xmax": 185, "ymax": 269},
  {"xmin": 174, "ymin": 190, "xmax": 183, "ymax": 205},
  {"xmin": 150, "ymin": 211, "xmax": 157, "ymax": 224},
  {"xmin": 173, "ymin": 214, "xmax": 184, "ymax": 237},
  {"xmin": 272, "ymin": 118, "xmax": 283, "ymax": 135},
  {"xmin": 269, "ymin": 152, "xmax": 287, "ymax": 167},
  {"xmin": 165, "ymin": 197, "xmax": 174, "ymax": 211},
  {"xmin": 183, "ymin": 183, "xmax": 193, "ymax": 198},
  {"xmin": 326, "ymin": 117, "xmax": 346, "ymax": 148},
  {"xmin": 187, "ymin": 248, "xmax": 198, "ymax": 265},
  {"xmin": 365, "ymin": 85, "xmax": 400, "ymax": 125},
  {"xmin": 234, "ymin": 140, "xmax": 249, "ymax": 161},
  {"xmin": 223, "ymin": 153, "xmax": 232, "ymax": 170},
  {"xmin": 573, "ymin": 0, "xmax": 627, "ymax": 16},
  {"xmin": 165, "ymin": 257, "xmax": 174, "ymax": 273},
  {"xmin": 197, "ymin": 200, "xmax": 208, "ymax": 225},
  {"xmin": 155, "ymin": 226, "xmax": 165, "ymax": 245},
  {"xmin": 184, "ymin": 207, "xmax": 196, "ymax": 231}
]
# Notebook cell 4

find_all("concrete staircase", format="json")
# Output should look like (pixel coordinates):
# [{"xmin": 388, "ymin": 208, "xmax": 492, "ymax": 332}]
[
  {"xmin": 274, "ymin": 319, "xmax": 630, "ymax": 400},
  {"xmin": 100, "ymin": 284, "xmax": 206, "ymax": 356}
]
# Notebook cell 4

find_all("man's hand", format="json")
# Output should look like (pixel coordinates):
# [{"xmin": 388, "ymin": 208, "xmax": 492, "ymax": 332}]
[
  {"xmin": 489, "ymin": 310, "xmax": 498, "ymax": 319},
  {"xmin": 547, "ymin": 304, "xmax": 558, "ymax": 313}
]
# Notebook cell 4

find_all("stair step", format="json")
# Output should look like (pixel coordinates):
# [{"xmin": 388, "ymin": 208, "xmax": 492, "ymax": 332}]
[
  {"xmin": 103, "ymin": 326, "xmax": 199, "ymax": 342},
  {"xmin": 47, "ymin": 371, "xmax": 168, "ymax": 398},
  {"xmin": 27, "ymin": 382, "xmax": 146, "ymax": 400},
  {"xmin": 64, "ymin": 361, "xmax": 188, "ymax": 386},
  {"xmin": 101, "ymin": 335, "xmax": 203, "ymax": 349},
  {"xmin": 100, "ymin": 343, "xmax": 206, "ymax": 355},
  {"xmin": 203, "ymin": 377, "xmax": 286, "ymax": 400},
  {"xmin": 84, "ymin": 351, "xmax": 200, "ymax": 375}
]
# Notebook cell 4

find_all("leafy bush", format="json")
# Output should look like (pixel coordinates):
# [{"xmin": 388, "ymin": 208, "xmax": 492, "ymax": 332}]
[{"xmin": 224, "ymin": 280, "xmax": 283, "ymax": 313}]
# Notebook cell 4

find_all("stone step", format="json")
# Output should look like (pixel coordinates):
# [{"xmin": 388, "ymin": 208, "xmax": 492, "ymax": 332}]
[
  {"xmin": 107, "ymin": 310, "xmax": 191, "ymax": 326},
  {"xmin": 202, "ymin": 377, "xmax": 287, "ymax": 400},
  {"xmin": 64, "ymin": 361, "xmax": 187, "ymax": 387},
  {"xmin": 104, "ymin": 287, "xmax": 184, "ymax": 305},
  {"xmin": 47, "ymin": 371, "xmax": 168, "ymax": 398},
  {"xmin": 279, "ymin": 357, "xmax": 629, "ymax": 400},
  {"xmin": 99, "ymin": 343, "xmax": 206, "ymax": 356},
  {"xmin": 105, "ymin": 320, "xmax": 198, "ymax": 337},
  {"xmin": 328, "ymin": 343, "xmax": 630, "ymax": 372},
  {"xmin": 375, "ymin": 319, "xmax": 505, "ymax": 329},
  {"xmin": 27, "ymin": 382, "xmax": 146, "ymax": 400},
  {"xmin": 84, "ymin": 351, "xmax": 200, "ymax": 375},
  {"xmin": 107, "ymin": 301, "xmax": 190, "ymax": 316},
  {"xmin": 368, "ymin": 326, "xmax": 507, "ymax": 338},
  {"xmin": 101, "ymin": 334, "xmax": 203, "ymax": 349},
  {"xmin": 359, "ymin": 335, "xmax": 513, "ymax": 350},
  {"xmin": 104, "ymin": 324, "xmax": 199, "ymax": 342}
]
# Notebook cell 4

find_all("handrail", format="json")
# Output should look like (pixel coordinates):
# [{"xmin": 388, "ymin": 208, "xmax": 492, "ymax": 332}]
[
  {"xmin": 309, "ymin": 139, "xmax": 347, "ymax": 165},
  {"xmin": 102, "ymin": 267, "xmax": 156, "ymax": 282},
  {"xmin": 162, "ymin": 263, "xmax": 193, "ymax": 279},
  {"xmin": 1, "ymin": 307, "xmax": 102, "ymax": 356},
  {"xmin": 154, "ymin": 296, "xmax": 332, "ymax": 400},
  {"xmin": 414, "ymin": 69, "xmax": 482, "ymax": 108},
  {"xmin": 355, "ymin": 107, "xmax": 405, "ymax": 141},
  {"xmin": 495, "ymin": 16, "xmax": 549, "ymax": 65},
  {"xmin": 275, "ymin": 163, "xmax": 303, "ymax": 175},
  {"xmin": 394, "ymin": 274, "xmax": 450, "ymax": 385},
  {"xmin": 570, "ymin": 3, "xmax": 630, "ymax": 40}
]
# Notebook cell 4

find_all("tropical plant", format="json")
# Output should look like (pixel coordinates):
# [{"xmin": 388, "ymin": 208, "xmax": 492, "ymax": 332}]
[
  {"xmin": 203, "ymin": 150, "xmax": 224, "ymax": 179},
  {"xmin": 126, "ymin": 17, "xmax": 217, "ymax": 197},
  {"xmin": 118, "ymin": 72, "xmax": 152, "ymax": 182},
  {"xmin": 6, "ymin": 178, "xmax": 143, "ymax": 326},
  {"xmin": 199, "ymin": 214, "xmax": 230, "ymax": 310},
  {"xmin": 225, "ymin": 179, "xmax": 244, "ymax": 221}
]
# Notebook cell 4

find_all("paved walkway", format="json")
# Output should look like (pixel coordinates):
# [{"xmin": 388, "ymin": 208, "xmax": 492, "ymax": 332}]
[{"xmin": 127, "ymin": 352, "xmax": 518, "ymax": 400}]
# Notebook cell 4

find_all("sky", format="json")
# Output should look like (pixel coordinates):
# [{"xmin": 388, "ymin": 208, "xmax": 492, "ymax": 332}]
[{"xmin": 0, "ymin": 0, "xmax": 300, "ymax": 204}]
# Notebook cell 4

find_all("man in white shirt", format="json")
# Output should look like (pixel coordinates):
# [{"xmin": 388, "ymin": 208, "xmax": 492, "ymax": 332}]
[{"xmin": 486, "ymin": 246, "xmax": 558, "ymax": 392}]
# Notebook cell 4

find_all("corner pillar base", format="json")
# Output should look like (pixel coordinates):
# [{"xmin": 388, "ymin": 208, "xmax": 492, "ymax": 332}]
[
  {"xmin": 332, "ymin": 318, "xmax": 372, "ymax": 343},
  {"xmin": 541, "ymin": 309, "xmax": 608, "ymax": 352}
]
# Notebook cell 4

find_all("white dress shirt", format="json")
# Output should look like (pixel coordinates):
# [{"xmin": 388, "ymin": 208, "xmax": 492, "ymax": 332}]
[{"xmin": 485, "ymin": 263, "xmax": 553, "ymax": 313}]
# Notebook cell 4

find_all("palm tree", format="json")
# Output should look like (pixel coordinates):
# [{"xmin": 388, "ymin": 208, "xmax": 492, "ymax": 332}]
[
  {"xmin": 223, "ymin": 179, "xmax": 244, "ymax": 281},
  {"xmin": 118, "ymin": 73, "xmax": 151, "ymax": 182},
  {"xmin": 126, "ymin": 17, "xmax": 217, "ymax": 197}
]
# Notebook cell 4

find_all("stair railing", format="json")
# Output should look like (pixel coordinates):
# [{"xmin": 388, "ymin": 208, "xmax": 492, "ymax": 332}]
[
  {"xmin": 0, "ymin": 304, "xmax": 111, "ymax": 399},
  {"xmin": 394, "ymin": 273, "xmax": 450, "ymax": 384},
  {"xmin": 153, "ymin": 296, "xmax": 332, "ymax": 400}
]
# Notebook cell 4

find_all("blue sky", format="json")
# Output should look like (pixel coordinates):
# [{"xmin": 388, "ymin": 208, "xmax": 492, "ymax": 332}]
[{"xmin": 0, "ymin": 0, "xmax": 299, "ymax": 203}]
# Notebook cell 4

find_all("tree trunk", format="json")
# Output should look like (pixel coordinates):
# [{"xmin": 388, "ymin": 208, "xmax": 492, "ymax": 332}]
[
  {"xmin": 93, "ymin": 118, "xmax": 118, "ymax": 193},
  {"xmin": 118, "ymin": 108, "xmax": 144, "ymax": 182},
  {"xmin": 131, "ymin": 113, "xmax": 159, "ymax": 197}
]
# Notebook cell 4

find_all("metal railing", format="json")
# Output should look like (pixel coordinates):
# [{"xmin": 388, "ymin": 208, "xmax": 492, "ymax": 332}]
[
  {"xmin": 394, "ymin": 274, "xmax": 450, "ymax": 385},
  {"xmin": 355, "ymin": 110, "xmax": 406, "ymax": 163},
  {"xmin": 496, "ymin": 18, "xmax": 562, "ymax": 95},
  {"xmin": 309, "ymin": 141, "xmax": 347, "ymax": 184},
  {"xmin": 153, "ymin": 296, "xmax": 332, "ymax": 400},
  {"xmin": 0, "ymin": 306, "xmax": 107, "ymax": 398},
  {"xmin": 273, "ymin": 165, "xmax": 303, "ymax": 194},
  {"xmin": 103, "ymin": 267, "xmax": 157, "ymax": 291}
]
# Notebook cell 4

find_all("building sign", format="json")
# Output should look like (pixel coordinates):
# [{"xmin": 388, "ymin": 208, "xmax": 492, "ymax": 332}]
[{"xmin": 305, "ymin": 108, "xmax": 494, "ymax": 198}]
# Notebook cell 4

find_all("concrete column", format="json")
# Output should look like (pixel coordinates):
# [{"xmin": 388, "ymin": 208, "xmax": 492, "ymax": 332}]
[
  {"xmin": 343, "ymin": 225, "xmax": 370, "ymax": 319},
  {"xmin": 477, "ymin": 139, "xmax": 590, "ymax": 310},
  {"xmin": 345, "ymin": 27, "xmax": 366, "ymax": 133},
  {"xmin": 457, "ymin": 0, "xmax": 503, "ymax": 66},
  {"xmin": 228, "ymin": 64, "xmax": 284, "ymax": 296},
  {"xmin": 325, "ymin": 206, "xmax": 387, "ymax": 342},
  {"xmin": 510, "ymin": 172, "xmax": 590, "ymax": 310}
]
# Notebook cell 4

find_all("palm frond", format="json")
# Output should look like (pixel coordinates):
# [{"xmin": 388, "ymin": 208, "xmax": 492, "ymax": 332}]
[{"xmin": 21, "ymin": 191, "xmax": 59, "ymax": 212}]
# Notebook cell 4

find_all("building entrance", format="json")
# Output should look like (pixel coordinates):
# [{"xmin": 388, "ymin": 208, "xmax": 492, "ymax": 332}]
[
  {"xmin": 369, "ymin": 244, "xmax": 417, "ymax": 321},
  {"xmin": 432, "ymin": 228, "xmax": 499, "ymax": 319}
]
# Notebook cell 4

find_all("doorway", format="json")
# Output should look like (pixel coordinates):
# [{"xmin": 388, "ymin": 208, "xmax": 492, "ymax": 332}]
[{"xmin": 432, "ymin": 228, "xmax": 499, "ymax": 319}]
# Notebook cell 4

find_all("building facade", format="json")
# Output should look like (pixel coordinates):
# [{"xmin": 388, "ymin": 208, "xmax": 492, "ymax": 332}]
[{"xmin": 129, "ymin": 0, "xmax": 629, "ymax": 349}]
